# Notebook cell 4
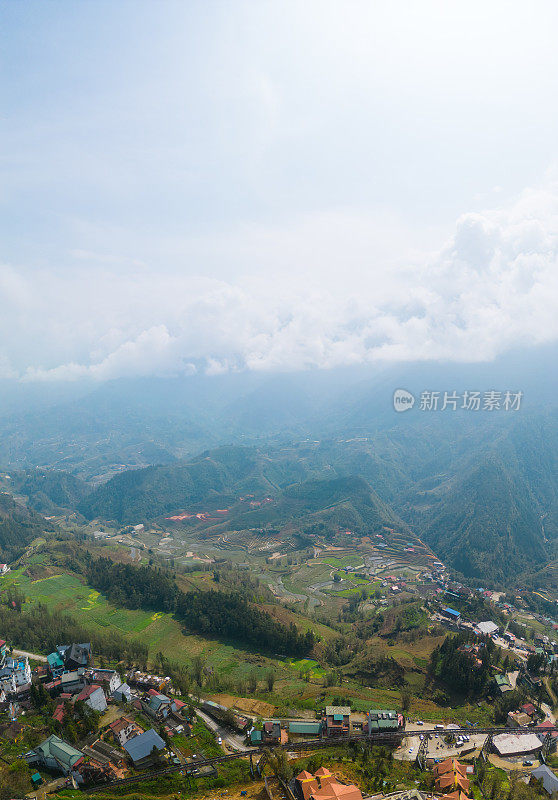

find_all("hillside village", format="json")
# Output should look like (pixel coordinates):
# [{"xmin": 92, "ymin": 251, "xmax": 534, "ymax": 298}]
[
  {"xmin": 0, "ymin": 476, "xmax": 557, "ymax": 798},
  {"xmin": 0, "ymin": 599, "xmax": 556, "ymax": 799}
]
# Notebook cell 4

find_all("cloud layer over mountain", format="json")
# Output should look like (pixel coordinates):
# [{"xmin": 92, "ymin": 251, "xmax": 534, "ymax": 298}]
[
  {"xmin": 0, "ymin": 178, "xmax": 556, "ymax": 381},
  {"xmin": 2, "ymin": 1, "xmax": 558, "ymax": 381}
]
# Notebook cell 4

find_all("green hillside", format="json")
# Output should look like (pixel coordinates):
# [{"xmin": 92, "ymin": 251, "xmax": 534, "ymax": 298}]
[
  {"xmin": 0, "ymin": 493, "xmax": 53, "ymax": 563},
  {"xmin": 11, "ymin": 468, "xmax": 89, "ymax": 514}
]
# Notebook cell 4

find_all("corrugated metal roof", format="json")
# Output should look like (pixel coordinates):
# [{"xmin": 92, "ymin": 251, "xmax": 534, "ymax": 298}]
[
  {"xmin": 123, "ymin": 729, "xmax": 165, "ymax": 763},
  {"xmin": 289, "ymin": 722, "xmax": 321, "ymax": 734}
]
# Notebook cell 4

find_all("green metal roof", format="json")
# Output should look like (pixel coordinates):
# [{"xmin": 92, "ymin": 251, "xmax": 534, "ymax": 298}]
[{"xmin": 289, "ymin": 722, "xmax": 321, "ymax": 734}]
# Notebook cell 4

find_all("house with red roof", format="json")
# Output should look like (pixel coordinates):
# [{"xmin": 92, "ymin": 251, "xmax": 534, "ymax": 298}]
[
  {"xmin": 295, "ymin": 767, "xmax": 363, "ymax": 800},
  {"xmin": 74, "ymin": 684, "xmax": 107, "ymax": 713}
]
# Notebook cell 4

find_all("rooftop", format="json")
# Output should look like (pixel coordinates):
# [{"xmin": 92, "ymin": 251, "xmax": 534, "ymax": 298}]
[{"xmin": 123, "ymin": 728, "xmax": 165, "ymax": 763}]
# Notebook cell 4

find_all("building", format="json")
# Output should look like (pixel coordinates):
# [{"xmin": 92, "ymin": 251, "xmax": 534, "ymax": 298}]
[
  {"xmin": 507, "ymin": 711, "xmax": 532, "ymax": 728},
  {"xmin": 536, "ymin": 721, "xmax": 558, "ymax": 743},
  {"xmin": 295, "ymin": 767, "xmax": 363, "ymax": 800},
  {"xmin": 79, "ymin": 739, "xmax": 127, "ymax": 782},
  {"xmin": 441, "ymin": 608, "xmax": 461, "ymax": 622},
  {"xmin": 109, "ymin": 715, "xmax": 144, "ymax": 747},
  {"xmin": 493, "ymin": 674, "xmax": 512, "ymax": 694},
  {"xmin": 61, "ymin": 642, "xmax": 92, "ymax": 671},
  {"xmin": 123, "ymin": 728, "xmax": 166, "ymax": 768},
  {"xmin": 433, "ymin": 759, "xmax": 470, "ymax": 795},
  {"xmin": 475, "ymin": 621, "xmax": 499, "ymax": 637},
  {"xmin": 250, "ymin": 729, "xmax": 262, "ymax": 745},
  {"xmin": 288, "ymin": 721, "xmax": 322, "ymax": 737},
  {"xmin": 141, "ymin": 690, "xmax": 174, "ymax": 720},
  {"xmin": 85, "ymin": 668, "xmax": 122, "ymax": 695},
  {"xmin": 74, "ymin": 684, "xmax": 107, "ymax": 712},
  {"xmin": 47, "ymin": 651, "xmax": 65, "ymax": 678},
  {"xmin": 24, "ymin": 734, "xmax": 85, "ymax": 777},
  {"xmin": 56, "ymin": 670, "xmax": 86, "ymax": 695},
  {"xmin": 0, "ymin": 656, "xmax": 32, "ymax": 694},
  {"xmin": 323, "ymin": 706, "xmax": 351, "ymax": 736},
  {"xmin": 0, "ymin": 563, "xmax": 9, "ymax": 575},
  {"xmin": 296, "ymin": 769, "xmax": 319, "ymax": 800},
  {"xmin": 493, "ymin": 732, "xmax": 543, "ymax": 757},
  {"xmin": 262, "ymin": 719, "xmax": 282, "ymax": 744},
  {"xmin": 53, "ymin": 703, "xmax": 66, "ymax": 724},
  {"xmin": 112, "ymin": 682, "xmax": 132, "ymax": 702},
  {"xmin": 531, "ymin": 765, "xmax": 558, "ymax": 795},
  {"xmin": 367, "ymin": 709, "xmax": 401, "ymax": 734}
]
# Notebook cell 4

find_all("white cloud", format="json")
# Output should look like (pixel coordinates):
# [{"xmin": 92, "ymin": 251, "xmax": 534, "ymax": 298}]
[{"xmin": 2, "ymin": 178, "xmax": 558, "ymax": 382}]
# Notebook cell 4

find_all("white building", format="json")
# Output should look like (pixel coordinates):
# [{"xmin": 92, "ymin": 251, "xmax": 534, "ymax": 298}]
[
  {"xmin": 85, "ymin": 668, "xmax": 122, "ymax": 695},
  {"xmin": 475, "ymin": 621, "xmax": 499, "ymax": 636},
  {"xmin": 74, "ymin": 685, "xmax": 107, "ymax": 713},
  {"xmin": 112, "ymin": 682, "xmax": 132, "ymax": 702},
  {"xmin": 0, "ymin": 657, "xmax": 32, "ymax": 693},
  {"xmin": 493, "ymin": 732, "xmax": 543, "ymax": 757}
]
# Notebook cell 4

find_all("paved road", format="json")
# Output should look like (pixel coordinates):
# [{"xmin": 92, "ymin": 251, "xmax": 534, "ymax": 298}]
[
  {"xmin": 397, "ymin": 728, "xmax": 486, "ymax": 762},
  {"xmin": 12, "ymin": 648, "xmax": 47, "ymax": 663},
  {"xmin": 196, "ymin": 709, "xmax": 251, "ymax": 752}
]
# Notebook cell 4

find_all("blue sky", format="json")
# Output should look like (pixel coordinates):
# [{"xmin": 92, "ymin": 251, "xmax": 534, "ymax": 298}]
[{"xmin": 2, "ymin": 0, "xmax": 558, "ymax": 379}]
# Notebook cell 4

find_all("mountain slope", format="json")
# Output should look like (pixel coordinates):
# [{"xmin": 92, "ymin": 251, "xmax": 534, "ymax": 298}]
[
  {"xmin": 11, "ymin": 469, "xmax": 89, "ymax": 515},
  {"xmin": 421, "ymin": 458, "xmax": 547, "ymax": 583},
  {"xmin": 0, "ymin": 493, "xmax": 53, "ymax": 563}
]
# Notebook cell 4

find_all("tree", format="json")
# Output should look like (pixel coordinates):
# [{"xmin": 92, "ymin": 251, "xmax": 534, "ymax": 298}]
[
  {"xmin": 247, "ymin": 672, "xmax": 258, "ymax": 694},
  {"xmin": 192, "ymin": 655, "xmax": 206, "ymax": 686},
  {"xmin": 266, "ymin": 670, "xmax": 276, "ymax": 692},
  {"xmin": 267, "ymin": 748, "xmax": 292, "ymax": 781},
  {"xmin": 400, "ymin": 688, "xmax": 411, "ymax": 713}
]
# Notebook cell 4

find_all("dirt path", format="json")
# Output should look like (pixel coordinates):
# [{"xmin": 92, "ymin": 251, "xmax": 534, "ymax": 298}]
[
  {"xmin": 543, "ymin": 678, "xmax": 557, "ymax": 715},
  {"xmin": 12, "ymin": 648, "xmax": 47, "ymax": 662}
]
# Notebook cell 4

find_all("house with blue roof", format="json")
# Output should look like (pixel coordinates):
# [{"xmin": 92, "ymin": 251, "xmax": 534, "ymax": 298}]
[{"xmin": 123, "ymin": 728, "xmax": 166, "ymax": 768}]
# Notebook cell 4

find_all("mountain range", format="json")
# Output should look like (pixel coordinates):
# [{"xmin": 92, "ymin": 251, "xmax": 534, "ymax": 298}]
[{"xmin": 0, "ymin": 346, "xmax": 557, "ymax": 587}]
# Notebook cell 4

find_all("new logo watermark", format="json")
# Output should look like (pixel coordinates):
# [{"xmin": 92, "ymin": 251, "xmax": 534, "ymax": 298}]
[
  {"xmin": 393, "ymin": 389, "xmax": 523, "ymax": 412},
  {"xmin": 393, "ymin": 389, "xmax": 415, "ymax": 412}
]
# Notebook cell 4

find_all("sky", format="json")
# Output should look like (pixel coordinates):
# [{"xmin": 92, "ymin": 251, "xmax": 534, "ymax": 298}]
[{"xmin": 1, "ymin": 0, "xmax": 558, "ymax": 381}]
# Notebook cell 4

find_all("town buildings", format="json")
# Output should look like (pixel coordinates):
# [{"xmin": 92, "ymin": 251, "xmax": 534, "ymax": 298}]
[
  {"xmin": 322, "ymin": 706, "xmax": 351, "ymax": 737},
  {"xmin": 109, "ymin": 715, "xmax": 144, "ymax": 747},
  {"xmin": 74, "ymin": 684, "xmax": 108, "ymax": 713},
  {"xmin": 294, "ymin": 767, "xmax": 363, "ymax": 800},
  {"xmin": 25, "ymin": 734, "xmax": 85, "ymax": 778},
  {"xmin": 123, "ymin": 728, "xmax": 166, "ymax": 768}
]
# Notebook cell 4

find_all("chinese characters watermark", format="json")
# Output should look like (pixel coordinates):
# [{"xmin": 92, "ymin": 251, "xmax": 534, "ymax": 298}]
[{"xmin": 393, "ymin": 389, "xmax": 523, "ymax": 413}]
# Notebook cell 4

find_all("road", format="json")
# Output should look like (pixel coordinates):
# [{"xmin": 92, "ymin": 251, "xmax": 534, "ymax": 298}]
[
  {"xmin": 196, "ymin": 708, "xmax": 252, "ymax": 752},
  {"xmin": 398, "ymin": 724, "xmax": 487, "ymax": 762},
  {"xmin": 12, "ymin": 648, "xmax": 47, "ymax": 663},
  {"xmin": 86, "ymin": 725, "xmax": 556, "ymax": 794}
]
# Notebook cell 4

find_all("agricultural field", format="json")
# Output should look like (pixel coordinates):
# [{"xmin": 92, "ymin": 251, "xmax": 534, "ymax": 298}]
[{"xmin": 0, "ymin": 543, "xmax": 488, "ymax": 726}]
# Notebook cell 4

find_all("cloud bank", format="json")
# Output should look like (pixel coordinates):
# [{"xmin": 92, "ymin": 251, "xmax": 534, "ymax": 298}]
[{"xmin": 2, "ymin": 179, "xmax": 558, "ymax": 382}]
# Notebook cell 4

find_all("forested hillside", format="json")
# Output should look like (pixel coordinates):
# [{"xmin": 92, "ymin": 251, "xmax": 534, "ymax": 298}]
[
  {"xmin": 12, "ymin": 468, "xmax": 89, "ymax": 514},
  {"xmin": 0, "ymin": 493, "xmax": 53, "ymax": 563},
  {"xmin": 422, "ymin": 458, "xmax": 547, "ymax": 583},
  {"xmin": 87, "ymin": 558, "xmax": 315, "ymax": 656}
]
